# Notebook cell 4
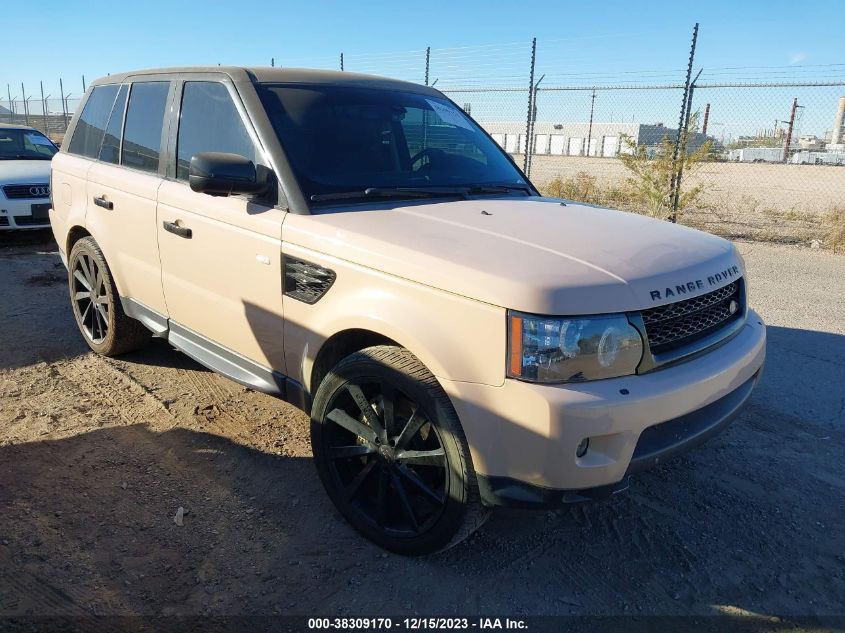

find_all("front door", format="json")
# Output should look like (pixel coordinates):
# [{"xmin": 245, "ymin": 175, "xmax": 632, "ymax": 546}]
[{"xmin": 157, "ymin": 80, "xmax": 286, "ymax": 374}]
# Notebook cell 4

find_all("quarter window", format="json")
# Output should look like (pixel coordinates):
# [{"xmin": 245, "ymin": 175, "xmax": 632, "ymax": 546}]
[
  {"xmin": 121, "ymin": 82, "xmax": 170, "ymax": 173},
  {"xmin": 98, "ymin": 84, "xmax": 128, "ymax": 164},
  {"xmin": 67, "ymin": 85, "xmax": 119, "ymax": 159},
  {"xmin": 176, "ymin": 82, "xmax": 259, "ymax": 181}
]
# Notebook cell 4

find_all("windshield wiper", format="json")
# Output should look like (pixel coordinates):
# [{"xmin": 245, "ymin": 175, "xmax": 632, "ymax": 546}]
[
  {"xmin": 311, "ymin": 184, "xmax": 532, "ymax": 203},
  {"xmin": 310, "ymin": 187, "xmax": 469, "ymax": 202},
  {"xmin": 466, "ymin": 184, "xmax": 531, "ymax": 195}
]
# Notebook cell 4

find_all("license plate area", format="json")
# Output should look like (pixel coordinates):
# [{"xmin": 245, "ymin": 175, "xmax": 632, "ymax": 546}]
[{"xmin": 31, "ymin": 203, "xmax": 50, "ymax": 221}]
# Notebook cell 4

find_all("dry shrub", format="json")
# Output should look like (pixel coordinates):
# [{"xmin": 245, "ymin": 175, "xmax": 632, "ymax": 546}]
[
  {"xmin": 543, "ymin": 172, "xmax": 632, "ymax": 210},
  {"xmin": 822, "ymin": 207, "xmax": 845, "ymax": 253}
]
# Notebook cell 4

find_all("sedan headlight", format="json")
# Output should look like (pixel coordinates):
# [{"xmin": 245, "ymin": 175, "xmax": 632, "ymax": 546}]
[{"xmin": 508, "ymin": 311, "xmax": 643, "ymax": 383}]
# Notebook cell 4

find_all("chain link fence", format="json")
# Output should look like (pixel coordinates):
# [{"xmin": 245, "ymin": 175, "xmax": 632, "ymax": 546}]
[
  {"xmin": 454, "ymin": 81, "xmax": 845, "ymax": 248},
  {"xmin": 4, "ymin": 35, "xmax": 844, "ymax": 250}
]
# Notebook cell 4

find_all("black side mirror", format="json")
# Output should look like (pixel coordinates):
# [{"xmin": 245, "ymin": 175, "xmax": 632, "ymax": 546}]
[{"xmin": 188, "ymin": 152, "xmax": 269, "ymax": 197}]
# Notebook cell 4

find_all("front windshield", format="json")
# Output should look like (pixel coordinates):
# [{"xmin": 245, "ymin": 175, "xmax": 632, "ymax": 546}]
[
  {"xmin": 257, "ymin": 83, "xmax": 527, "ymax": 203},
  {"xmin": 0, "ymin": 128, "xmax": 58, "ymax": 160}
]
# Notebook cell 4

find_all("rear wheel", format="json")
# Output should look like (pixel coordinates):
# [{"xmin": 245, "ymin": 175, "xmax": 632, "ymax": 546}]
[
  {"xmin": 311, "ymin": 345, "xmax": 489, "ymax": 555},
  {"xmin": 68, "ymin": 236, "xmax": 151, "ymax": 356}
]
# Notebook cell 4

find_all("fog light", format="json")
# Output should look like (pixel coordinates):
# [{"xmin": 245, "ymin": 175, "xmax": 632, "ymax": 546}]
[{"xmin": 576, "ymin": 438, "xmax": 589, "ymax": 458}]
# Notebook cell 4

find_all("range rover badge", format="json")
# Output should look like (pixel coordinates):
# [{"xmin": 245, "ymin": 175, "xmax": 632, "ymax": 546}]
[{"xmin": 729, "ymin": 300, "xmax": 739, "ymax": 314}]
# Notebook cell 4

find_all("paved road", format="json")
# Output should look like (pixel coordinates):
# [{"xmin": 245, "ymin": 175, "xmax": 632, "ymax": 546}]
[{"xmin": 0, "ymin": 231, "xmax": 842, "ymax": 620}]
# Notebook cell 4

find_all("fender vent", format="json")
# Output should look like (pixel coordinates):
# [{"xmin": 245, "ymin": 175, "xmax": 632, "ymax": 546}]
[{"xmin": 283, "ymin": 256, "xmax": 336, "ymax": 304}]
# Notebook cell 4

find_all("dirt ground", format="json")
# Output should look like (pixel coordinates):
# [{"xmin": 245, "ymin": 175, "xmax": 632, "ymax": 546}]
[{"xmin": 0, "ymin": 230, "xmax": 843, "ymax": 621}]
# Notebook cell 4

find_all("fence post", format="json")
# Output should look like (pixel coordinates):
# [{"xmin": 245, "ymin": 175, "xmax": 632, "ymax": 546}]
[
  {"xmin": 670, "ymin": 22, "xmax": 699, "ymax": 223},
  {"xmin": 59, "ymin": 79, "xmax": 67, "ymax": 130},
  {"xmin": 523, "ymin": 37, "xmax": 536, "ymax": 174},
  {"xmin": 41, "ymin": 81, "xmax": 48, "ymax": 135},
  {"xmin": 671, "ymin": 68, "xmax": 702, "ymax": 218},
  {"xmin": 527, "ymin": 74, "xmax": 545, "ymax": 175},
  {"xmin": 586, "ymin": 88, "xmax": 596, "ymax": 157},
  {"xmin": 21, "ymin": 83, "xmax": 29, "ymax": 126}
]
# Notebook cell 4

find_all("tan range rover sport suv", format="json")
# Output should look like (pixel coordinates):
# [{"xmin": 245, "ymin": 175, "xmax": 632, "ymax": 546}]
[{"xmin": 50, "ymin": 67, "xmax": 766, "ymax": 554}]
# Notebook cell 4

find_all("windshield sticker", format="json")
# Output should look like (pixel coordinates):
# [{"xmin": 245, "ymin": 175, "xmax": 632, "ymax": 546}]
[
  {"xmin": 28, "ymin": 134, "xmax": 54, "ymax": 146},
  {"xmin": 425, "ymin": 100, "xmax": 474, "ymax": 131}
]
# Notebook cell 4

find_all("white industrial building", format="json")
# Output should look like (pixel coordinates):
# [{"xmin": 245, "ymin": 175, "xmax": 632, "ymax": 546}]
[{"xmin": 482, "ymin": 121, "xmax": 710, "ymax": 158}]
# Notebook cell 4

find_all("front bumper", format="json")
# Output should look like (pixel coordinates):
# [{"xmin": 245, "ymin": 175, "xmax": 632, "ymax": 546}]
[
  {"xmin": 441, "ymin": 310, "xmax": 766, "ymax": 507},
  {"xmin": 0, "ymin": 198, "xmax": 52, "ymax": 230}
]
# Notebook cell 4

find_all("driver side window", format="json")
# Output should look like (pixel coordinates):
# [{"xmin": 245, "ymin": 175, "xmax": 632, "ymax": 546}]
[{"xmin": 176, "ymin": 81, "xmax": 260, "ymax": 181}]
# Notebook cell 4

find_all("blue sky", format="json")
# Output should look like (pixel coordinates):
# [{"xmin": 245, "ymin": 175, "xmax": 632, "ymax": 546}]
[{"xmin": 4, "ymin": 0, "xmax": 844, "ymax": 137}]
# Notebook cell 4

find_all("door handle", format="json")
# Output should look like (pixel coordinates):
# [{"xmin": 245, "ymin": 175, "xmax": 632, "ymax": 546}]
[
  {"xmin": 93, "ymin": 195, "xmax": 113, "ymax": 210},
  {"xmin": 162, "ymin": 220, "xmax": 192, "ymax": 239}
]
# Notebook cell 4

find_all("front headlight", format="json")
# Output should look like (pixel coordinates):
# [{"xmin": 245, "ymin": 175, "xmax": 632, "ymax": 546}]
[{"xmin": 508, "ymin": 311, "xmax": 643, "ymax": 383}]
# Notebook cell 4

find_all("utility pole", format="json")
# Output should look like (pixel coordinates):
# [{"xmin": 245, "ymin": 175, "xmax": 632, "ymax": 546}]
[
  {"xmin": 340, "ymin": 53, "xmax": 344, "ymax": 71},
  {"xmin": 783, "ymin": 98, "xmax": 798, "ymax": 163},
  {"xmin": 424, "ymin": 46, "xmax": 430, "ymax": 86},
  {"xmin": 82, "ymin": 75, "xmax": 86, "ymax": 92},
  {"xmin": 585, "ymin": 89, "xmax": 596, "ymax": 157},
  {"xmin": 523, "ymin": 37, "xmax": 536, "ymax": 174},
  {"xmin": 271, "ymin": 57, "xmax": 275, "ymax": 67},
  {"xmin": 6, "ymin": 84, "xmax": 12, "ymax": 123},
  {"xmin": 702, "ymin": 103, "xmax": 710, "ymax": 136}
]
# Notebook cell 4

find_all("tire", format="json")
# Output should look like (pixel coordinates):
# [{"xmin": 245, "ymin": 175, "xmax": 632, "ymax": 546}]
[
  {"xmin": 311, "ymin": 345, "xmax": 490, "ymax": 555},
  {"xmin": 68, "ymin": 236, "xmax": 151, "ymax": 356}
]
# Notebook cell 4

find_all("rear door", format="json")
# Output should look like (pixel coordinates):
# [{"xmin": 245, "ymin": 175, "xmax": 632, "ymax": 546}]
[
  {"xmin": 85, "ymin": 80, "xmax": 172, "ymax": 316},
  {"xmin": 50, "ymin": 85, "xmax": 118, "ymax": 260},
  {"xmin": 157, "ymin": 78, "xmax": 286, "ymax": 373}
]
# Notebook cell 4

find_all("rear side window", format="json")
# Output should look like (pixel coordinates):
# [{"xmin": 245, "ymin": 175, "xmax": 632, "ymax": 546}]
[
  {"xmin": 121, "ymin": 82, "xmax": 170, "ymax": 173},
  {"xmin": 98, "ymin": 84, "xmax": 128, "ymax": 164},
  {"xmin": 176, "ymin": 82, "xmax": 259, "ymax": 181},
  {"xmin": 67, "ymin": 85, "xmax": 119, "ymax": 159}
]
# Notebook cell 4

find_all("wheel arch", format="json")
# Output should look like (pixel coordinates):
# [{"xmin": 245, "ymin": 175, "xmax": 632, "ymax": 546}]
[
  {"xmin": 66, "ymin": 225, "xmax": 92, "ymax": 258},
  {"xmin": 66, "ymin": 225, "xmax": 129, "ymax": 298},
  {"xmin": 309, "ymin": 327, "xmax": 400, "ymax": 396}
]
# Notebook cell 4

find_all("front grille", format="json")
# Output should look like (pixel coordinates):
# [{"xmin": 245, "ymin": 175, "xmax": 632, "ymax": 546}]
[
  {"xmin": 0, "ymin": 217, "xmax": 8, "ymax": 226},
  {"xmin": 2, "ymin": 184, "xmax": 50, "ymax": 199},
  {"xmin": 642, "ymin": 280, "xmax": 742, "ymax": 354}
]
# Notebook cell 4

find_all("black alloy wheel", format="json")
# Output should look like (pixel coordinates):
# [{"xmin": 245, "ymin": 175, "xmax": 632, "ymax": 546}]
[
  {"xmin": 311, "ymin": 346, "xmax": 488, "ymax": 555},
  {"xmin": 71, "ymin": 250, "xmax": 110, "ymax": 343}
]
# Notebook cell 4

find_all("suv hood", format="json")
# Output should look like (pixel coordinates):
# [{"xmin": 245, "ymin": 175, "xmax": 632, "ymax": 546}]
[
  {"xmin": 284, "ymin": 198, "xmax": 743, "ymax": 315},
  {"xmin": 0, "ymin": 160, "xmax": 52, "ymax": 184}
]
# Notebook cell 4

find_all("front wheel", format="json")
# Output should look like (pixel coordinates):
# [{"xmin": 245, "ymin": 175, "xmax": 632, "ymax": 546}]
[{"xmin": 311, "ymin": 345, "xmax": 489, "ymax": 555}]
